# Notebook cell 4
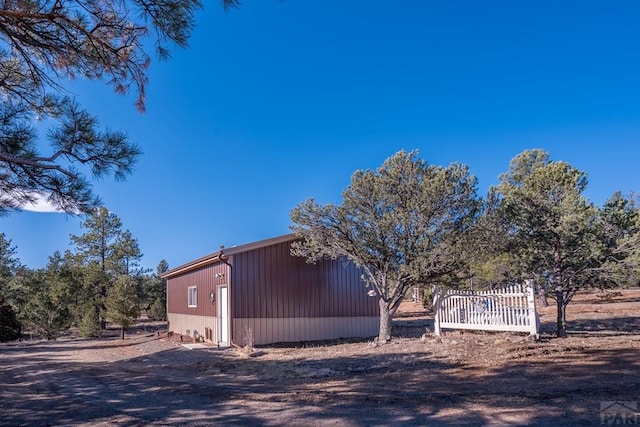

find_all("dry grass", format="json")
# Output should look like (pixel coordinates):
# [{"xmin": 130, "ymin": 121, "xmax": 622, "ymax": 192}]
[{"xmin": 1, "ymin": 289, "xmax": 639, "ymax": 426}]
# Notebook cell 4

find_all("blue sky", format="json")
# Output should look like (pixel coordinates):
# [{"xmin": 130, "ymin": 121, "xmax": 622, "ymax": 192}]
[{"xmin": 3, "ymin": 1, "xmax": 640, "ymax": 271}]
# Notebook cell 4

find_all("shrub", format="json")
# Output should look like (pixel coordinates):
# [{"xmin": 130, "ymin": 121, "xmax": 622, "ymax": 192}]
[
  {"xmin": 148, "ymin": 297, "xmax": 166, "ymax": 321},
  {"xmin": 79, "ymin": 305, "xmax": 100, "ymax": 338},
  {"xmin": 0, "ymin": 300, "xmax": 21, "ymax": 342}
]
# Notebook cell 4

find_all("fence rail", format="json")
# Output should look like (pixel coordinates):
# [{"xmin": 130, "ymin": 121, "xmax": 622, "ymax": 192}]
[{"xmin": 433, "ymin": 283, "xmax": 539, "ymax": 337}]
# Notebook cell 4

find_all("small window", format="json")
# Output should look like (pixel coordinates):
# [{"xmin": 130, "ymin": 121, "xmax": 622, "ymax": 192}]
[{"xmin": 188, "ymin": 286, "xmax": 197, "ymax": 307}]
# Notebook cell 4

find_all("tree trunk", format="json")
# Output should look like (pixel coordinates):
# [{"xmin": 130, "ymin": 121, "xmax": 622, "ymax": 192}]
[
  {"xmin": 378, "ymin": 299, "xmax": 392, "ymax": 343},
  {"xmin": 553, "ymin": 246, "xmax": 565, "ymax": 336},
  {"xmin": 121, "ymin": 327, "xmax": 125, "ymax": 340},
  {"xmin": 556, "ymin": 289, "xmax": 567, "ymax": 337},
  {"xmin": 538, "ymin": 288, "xmax": 549, "ymax": 308}
]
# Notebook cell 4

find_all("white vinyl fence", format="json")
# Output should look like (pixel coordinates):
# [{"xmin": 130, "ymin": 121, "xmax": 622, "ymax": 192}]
[{"xmin": 433, "ymin": 283, "xmax": 539, "ymax": 337}]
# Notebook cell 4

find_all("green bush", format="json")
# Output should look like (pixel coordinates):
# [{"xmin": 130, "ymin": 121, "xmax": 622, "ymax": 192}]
[
  {"xmin": 148, "ymin": 298, "xmax": 166, "ymax": 321},
  {"xmin": 79, "ymin": 305, "xmax": 100, "ymax": 338},
  {"xmin": 0, "ymin": 300, "xmax": 21, "ymax": 342},
  {"xmin": 422, "ymin": 287, "xmax": 434, "ymax": 308}
]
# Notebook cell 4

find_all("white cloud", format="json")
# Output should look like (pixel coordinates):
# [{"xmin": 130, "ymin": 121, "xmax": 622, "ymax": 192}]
[{"xmin": 20, "ymin": 192, "xmax": 71, "ymax": 214}]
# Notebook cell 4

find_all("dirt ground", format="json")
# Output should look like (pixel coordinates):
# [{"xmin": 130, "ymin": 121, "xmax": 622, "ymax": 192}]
[{"xmin": 1, "ymin": 290, "xmax": 639, "ymax": 426}]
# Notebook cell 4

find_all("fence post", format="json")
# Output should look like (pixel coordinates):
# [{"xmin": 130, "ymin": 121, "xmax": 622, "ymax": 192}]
[
  {"xmin": 433, "ymin": 286, "xmax": 442, "ymax": 336},
  {"xmin": 525, "ymin": 280, "xmax": 539, "ymax": 338}
]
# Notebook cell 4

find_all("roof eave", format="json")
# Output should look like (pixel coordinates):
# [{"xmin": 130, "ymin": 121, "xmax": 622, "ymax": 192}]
[
  {"xmin": 160, "ymin": 252, "xmax": 224, "ymax": 279},
  {"xmin": 161, "ymin": 233, "xmax": 297, "ymax": 279}
]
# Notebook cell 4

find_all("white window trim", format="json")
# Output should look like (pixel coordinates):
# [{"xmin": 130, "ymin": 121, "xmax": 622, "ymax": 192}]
[{"xmin": 188, "ymin": 286, "xmax": 197, "ymax": 307}]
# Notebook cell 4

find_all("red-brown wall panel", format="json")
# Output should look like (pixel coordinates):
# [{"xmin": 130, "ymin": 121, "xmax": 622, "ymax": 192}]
[
  {"xmin": 231, "ymin": 240, "xmax": 378, "ymax": 318},
  {"xmin": 167, "ymin": 262, "xmax": 230, "ymax": 317}
]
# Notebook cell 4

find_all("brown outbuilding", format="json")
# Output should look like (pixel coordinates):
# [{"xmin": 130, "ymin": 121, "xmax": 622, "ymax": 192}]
[{"xmin": 162, "ymin": 234, "xmax": 379, "ymax": 346}]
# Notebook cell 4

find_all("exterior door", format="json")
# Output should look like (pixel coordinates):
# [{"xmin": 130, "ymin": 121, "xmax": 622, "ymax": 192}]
[{"xmin": 217, "ymin": 285, "xmax": 229, "ymax": 345}]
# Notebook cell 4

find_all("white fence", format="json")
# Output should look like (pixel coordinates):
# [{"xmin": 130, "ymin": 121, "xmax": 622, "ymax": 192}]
[{"xmin": 433, "ymin": 283, "xmax": 539, "ymax": 337}]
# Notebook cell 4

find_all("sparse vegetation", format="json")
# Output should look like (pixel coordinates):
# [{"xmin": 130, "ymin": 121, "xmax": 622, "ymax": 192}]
[
  {"xmin": 291, "ymin": 150, "xmax": 481, "ymax": 342},
  {"xmin": 292, "ymin": 149, "xmax": 640, "ymax": 339},
  {"xmin": 0, "ymin": 211, "xmax": 169, "ymax": 341},
  {"xmin": 0, "ymin": 289, "xmax": 638, "ymax": 426},
  {"xmin": 148, "ymin": 298, "xmax": 167, "ymax": 321}
]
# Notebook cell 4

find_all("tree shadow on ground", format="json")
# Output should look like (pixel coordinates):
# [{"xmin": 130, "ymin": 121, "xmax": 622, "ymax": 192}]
[
  {"xmin": 2, "ymin": 298, "xmax": 639, "ymax": 426},
  {"xmin": 567, "ymin": 316, "xmax": 640, "ymax": 335},
  {"xmin": 0, "ymin": 341, "xmax": 462, "ymax": 426},
  {"xmin": 2, "ymin": 323, "xmax": 639, "ymax": 426},
  {"xmin": 0, "ymin": 333, "xmax": 168, "ymax": 355},
  {"xmin": 393, "ymin": 316, "xmax": 433, "ymax": 339},
  {"xmin": 581, "ymin": 295, "xmax": 640, "ymax": 305},
  {"xmin": 535, "ymin": 313, "xmax": 639, "ymax": 337}
]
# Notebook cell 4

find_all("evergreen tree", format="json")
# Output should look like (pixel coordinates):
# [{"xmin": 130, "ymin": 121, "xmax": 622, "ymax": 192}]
[
  {"xmin": 0, "ymin": 232, "xmax": 21, "ymax": 300},
  {"xmin": 465, "ymin": 189, "xmax": 521, "ymax": 290},
  {"xmin": 70, "ymin": 207, "xmax": 142, "ymax": 328},
  {"xmin": 103, "ymin": 275, "xmax": 140, "ymax": 339},
  {"xmin": 594, "ymin": 192, "xmax": 640, "ymax": 289},
  {"xmin": 0, "ymin": 233, "xmax": 22, "ymax": 340},
  {"xmin": 20, "ymin": 270, "xmax": 71, "ymax": 340},
  {"xmin": 113, "ymin": 230, "xmax": 143, "ymax": 277},
  {"xmin": 79, "ymin": 303, "xmax": 101, "ymax": 338},
  {"xmin": 0, "ymin": 299, "xmax": 20, "ymax": 342},
  {"xmin": 148, "ymin": 298, "xmax": 167, "ymax": 321},
  {"xmin": 143, "ymin": 260, "xmax": 168, "ymax": 307},
  {"xmin": 141, "ymin": 260, "xmax": 168, "ymax": 321},
  {"xmin": 495, "ymin": 149, "xmax": 640, "ymax": 336},
  {"xmin": 45, "ymin": 251, "xmax": 85, "ymax": 326},
  {"xmin": 71, "ymin": 207, "xmax": 125, "ymax": 273},
  {"xmin": 291, "ymin": 150, "xmax": 480, "ymax": 342},
  {"xmin": 0, "ymin": 1, "xmax": 242, "ymax": 213}
]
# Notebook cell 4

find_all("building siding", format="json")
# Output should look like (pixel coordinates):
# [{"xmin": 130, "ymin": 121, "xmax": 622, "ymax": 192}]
[
  {"xmin": 231, "ymin": 240, "xmax": 379, "ymax": 319},
  {"xmin": 234, "ymin": 316, "xmax": 379, "ymax": 346},
  {"xmin": 167, "ymin": 262, "xmax": 230, "ymax": 317},
  {"xmin": 166, "ymin": 236, "xmax": 381, "ymax": 345},
  {"xmin": 168, "ymin": 313, "xmax": 220, "ymax": 343}
]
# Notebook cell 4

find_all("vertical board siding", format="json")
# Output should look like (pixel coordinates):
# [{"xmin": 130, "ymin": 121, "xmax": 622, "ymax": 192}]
[
  {"xmin": 167, "ymin": 237, "xmax": 381, "ymax": 345},
  {"xmin": 231, "ymin": 240, "xmax": 378, "ymax": 319},
  {"xmin": 167, "ymin": 262, "xmax": 230, "ymax": 317}
]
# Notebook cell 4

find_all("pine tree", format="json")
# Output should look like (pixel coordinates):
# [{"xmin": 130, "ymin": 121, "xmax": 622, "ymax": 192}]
[
  {"xmin": 0, "ymin": 1, "xmax": 235, "ymax": 213},
  {"xmin": 71, "ymin": 207, "xmax": 142, "ymax": 328},
  {"xmin": 103, "ymin": 275, "xmax": 140, "ymax": 339},
  {"xmin": 22, "ymin": 291, "xmax": 70, "ymax": 340},
  {"xmin": 142, "ymin": 260, "xmax": 168, "ymax": 313},
  {"xmin": 291, "ymin": 150, "xmax": 480, "ymax": 342},
  {"xmin": 0, "ymin": 233, "xmax": 22, "ymax": 341},
  {"xmin": 19, "ymin": 270, "xmax": 71, "ymax": 340},
  {"xmin": 45, "ymin": 251, "xmax": 85, "ymax": 326},
  {"xmin": 495, "ymin": 149, "xmax": 640, "ymax": 336},
  {"xmin": 0, "ymin": 299, "xmax": 21, "ymax": 342},
  {"xmin": 112, "ymin": 230, "xmax": 143, "ymax": 276},
  {"xmin": 79, "ymin": 304, "xmax": 101, "ymax": 338}
]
